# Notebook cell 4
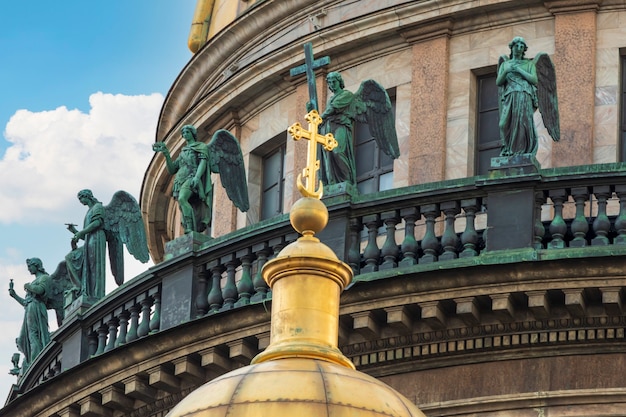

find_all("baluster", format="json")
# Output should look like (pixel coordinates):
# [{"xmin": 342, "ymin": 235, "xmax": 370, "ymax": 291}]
[
  {"xmin": 361, "ymin": 214, "xmax": 382, "ymax": 273},
  {"xmin": 534, "ymin": 191, "xmax": 547, "ymax": 250},
  {"xmin": 125, "ymin": 303, "xmax": 140, "ymax": 343},
  {"xmin": 149, "ymin": 289, "xmax": 161, "ymax": 334},
  {"xmin": 250, "ymin": 243, "xmax": 270, "ymax": 302},
  {"xmin": 235, "ymin": 249, "xmax": 254, "ymax": 308},
  {"xmin": 569, "ymin": 187, "xmax": 589, "ymax": 248},
  {"xmin": 348, "ymin": 218, "xmax": 363, "ymax": 274},
  {"xmin": 115, "ymin": 308, "xmax": 129, "ymax": 347},
  {"xmin": 137, "ymin": 296, "xmax": 153, "ymax": 338},
  {"xmin": 380, "ymin": 211, "xmax": 400, "ymax": 270},
  {"xmin": 221, "ymin": 254, "xmax": 239, "ymax": 311},
  {"xmin": 53, "ymin": 360, "xmax": 61, "ymax": 377},
  {"xmin": 440, "ymin": 201, "xmax": 461, "ymax": 261},
  {"xmin": 195, "ymin": 267, "xmax": 210, "ymax": 317},
  {"xmin": 420, "ymin": 203, "xmax": 440, "ymax": 263},
  {"xmin": 399, "ymin": 208, "xmax": 420, "ymax": 267},
  {"xmin": 548, "ymin": 189, "xmax": 567, "ymax": 249},
  {"xmin": 104, "ymin": 316, "xmax": 118, "ymax": 353},
  {"xmin": 208, "ymin": 260, "xmax": 225, "ymax": 313},
  {"xmin": 87, "ymin": 330, "xmax": 97, "ymax": 357},
  {"xmin": 592, "ymin": 185, "xmax": 611, "ymax": 246},
  {"xmin": 94, "ymin": 323, "xmax": 108, "ymax": 356},
  {"xmin": 460, "ymin": 198, "xmax": 480, "ymax": 258},
  {"xmin": 614, "ymin": 185, "xmax": 626, "ymax": 245},
  {"xmin": 270, "ymin": 236, "xmax": 287, "ymax": 258}
]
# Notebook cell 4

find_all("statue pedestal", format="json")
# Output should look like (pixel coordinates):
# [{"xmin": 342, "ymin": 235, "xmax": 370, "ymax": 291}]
[
  {"xmin": 478, "ymin": 154, "xmax": 543, "ymax": 252},
  {"xmin": 321, "ymin": 182, "xmax": 358, "ymax": 206},
  {"xmin": 64, "ymin": 294, "xmax": 98, "ymax": 322},
  {"xmin": 164, "ymin": 232, "xmax": 211, "ymax": 260},
  {"xmin": 489, "ymin": 154, "xmax": 541, "ymax": 177}
]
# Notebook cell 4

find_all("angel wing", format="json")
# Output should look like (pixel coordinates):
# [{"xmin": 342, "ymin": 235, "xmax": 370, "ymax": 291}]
[
  {"xmin": 354, "ymin": 79, "xmax": 400, "ymax": 159},
  {"xmin": 207, "ymin": 130, "xmax": 250, "ymax": 213},
  {"xmin": 533, "ymin": 52, "xmax": 560, "ymax": 141},
  {"xmin": 104, "ymin": 190, "xmax": 150, "ymax": 286},
  {"xmin": 46, "ymin": 260, "xmax": 75, "ymax": 327}
]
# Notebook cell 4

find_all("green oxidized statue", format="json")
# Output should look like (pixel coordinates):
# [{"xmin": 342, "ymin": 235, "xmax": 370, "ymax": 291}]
[
  {"xmin": 316, "ymin": 72, "xmax": 399, "ymax": 187},
  {"xmin": 9, "ymin": 257, "xmax": 78, "ymax": 372},
  {"xmin": 8, "ymin": 258, "xmax": 52, "ymax": 372},
  {"xmin": 65, "ymin": 189, "xmax": 149, "ymax": 301},
  {"xmin": 497, "ymin": 37, "xmax": 560, "ymax": 156},
  {"xmin": 153, "ymin": 125, "xmax": 249, "ymax": 234}
]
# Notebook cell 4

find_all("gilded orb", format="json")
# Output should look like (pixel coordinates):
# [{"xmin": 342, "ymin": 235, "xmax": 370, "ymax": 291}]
[{"xmin": 290, "ymin": 197, "xmax": 328, "ymax": 236}]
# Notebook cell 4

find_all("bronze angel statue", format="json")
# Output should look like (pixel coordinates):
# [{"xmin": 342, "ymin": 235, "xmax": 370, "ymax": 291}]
[
  {"xmin": 153, "ymin": 125, "xmax": 249, "ymax": 234},
  {"xmin": 316, "ymin": 71, "xmax": 399, "ymax": 187},
  {"xmin": 8, "ymin": 258, "xmax": 76, "ymax": 371},
  {"xmin": 497, "ymin": 36, "xmax": 560, "ymax": 156},
  {"xmin": 65, "ymin": 189, "xmax": 149, "ymax": 301}
]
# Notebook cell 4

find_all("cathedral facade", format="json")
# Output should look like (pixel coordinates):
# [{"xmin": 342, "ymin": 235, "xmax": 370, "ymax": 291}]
[{"xmin": 4, "ymin": 1, "xmax": 626, "ymax": 416}]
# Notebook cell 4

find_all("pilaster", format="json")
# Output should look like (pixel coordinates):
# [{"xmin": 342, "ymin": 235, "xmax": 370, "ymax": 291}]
[
  {"xmin": 402, "ymin": 19, "xmax": 453, "ymax": 184},
  {"xmin": 545, "ymin": 1, "xmax": 601, "ymax": 167}
]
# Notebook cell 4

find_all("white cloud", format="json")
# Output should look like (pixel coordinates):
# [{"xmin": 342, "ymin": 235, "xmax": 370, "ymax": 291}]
[
  {"xmin": 0, "ymin": 92, "xmax": 163, "ymax": 224},
  {"xmin": 0, "ymin": 93, "xmax": 160, "ymax": 396}
]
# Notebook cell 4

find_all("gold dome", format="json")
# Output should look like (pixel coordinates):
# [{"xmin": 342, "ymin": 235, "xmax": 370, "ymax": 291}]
[{"xmin": 166, "ymin": 358, "xmax": 425, "ymax": 416}]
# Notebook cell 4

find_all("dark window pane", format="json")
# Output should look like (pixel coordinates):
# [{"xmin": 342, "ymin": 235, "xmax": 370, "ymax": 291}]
[
  {"xmin": 356, "ymin": 140, "xmax": 376, "ymax": 176},
  {"xmin": 260, "ymin": 141, "xmax": 286, "ymax": 220},
  {"xmin": 479, "ymin": 77, "xmax": 499, "ymax": 110},
  {"xmin": 476, "ymin": 72, "xmax": 501, "ymax": 173},
  {"xmin": 357, "ymin": 178, "xmax": 376, "ymax": 195},
  {"xmin": 261, "ymin": 184, "xmax": 280, "ymax": 219},
  {"xmin": 262, "ymin": 151, "xmax": 281, "ymax": 190},
  {"xmin": 478, "ymin": 110, "xmax": 499, "ymax": 144},
  {"xmin": 477, "ymin": 147, "xmax": 501, "ymax": 176}
]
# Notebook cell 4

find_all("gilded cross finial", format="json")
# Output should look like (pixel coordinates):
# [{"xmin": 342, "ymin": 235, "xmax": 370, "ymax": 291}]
[{"xmin": 288, "ymin": 110, "xmax": 337, "ymax": 199}]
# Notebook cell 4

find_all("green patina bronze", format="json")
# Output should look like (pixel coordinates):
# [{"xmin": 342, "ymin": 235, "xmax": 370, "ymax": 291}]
[
  {"xmin": 153, "ymin": 125, "xmax": 249, "ymax": 234},
  {"xmin": 8, "ymin": 258, "xmax": 52, "ymax": 373},
  {"xmin": 290, "ymin": 42, "xmax": 330, "ymax": 113},
  {"xmin": 318, "ymin": 72, "xmax": 399, "ymax": 187},
  {"xmin": 290, "ymin": 44, "xmax": 399, "ymax": 190},
  {"xmin": 65, "ymin": 189, "xmax": 149, "ymax": 301},
  {"xmin": 497, "ymin": 36, "xmax": 560, "ymax": 157}
]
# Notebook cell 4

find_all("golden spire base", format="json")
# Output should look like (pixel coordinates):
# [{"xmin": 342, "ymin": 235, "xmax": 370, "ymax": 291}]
[{"xmin": 251, "ymin": 197, "xmax": 354, "ymax": 369}]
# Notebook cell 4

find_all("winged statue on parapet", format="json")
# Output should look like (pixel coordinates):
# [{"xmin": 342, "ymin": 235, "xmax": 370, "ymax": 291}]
[
  {"xmin": 65, "ymin": 189, "xmax": 150, "ymax": 301},
  {"xmin": 497, "ymin": 36, "xmax": 560, "ymax": 157},
  {"xmin": 8, "ymin": 258, "xmax": 76, "ymax": 372},
  {"xmin": 153, "ymin": 125, "xmax": 249, "ymax": 234},
  {"xmin": 315, "ymin": 72, "xmax": 399, "ymax": 188}
]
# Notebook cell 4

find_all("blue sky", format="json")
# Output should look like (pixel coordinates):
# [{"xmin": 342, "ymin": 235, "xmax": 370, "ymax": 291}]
[{"xmin": 0, "ymin": 1, "xmax": 196, "ymax": 401}]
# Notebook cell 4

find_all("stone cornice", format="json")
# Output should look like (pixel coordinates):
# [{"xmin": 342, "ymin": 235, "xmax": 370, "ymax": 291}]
[{"xmin": 544, "ymin": 0, "xmax": 603, "ymax": 13}]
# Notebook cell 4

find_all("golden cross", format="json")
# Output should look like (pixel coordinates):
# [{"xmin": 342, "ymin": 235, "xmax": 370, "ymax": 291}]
[{"xmin": 288, "ymin": 110, "xmax": 337, "ymax": 199}]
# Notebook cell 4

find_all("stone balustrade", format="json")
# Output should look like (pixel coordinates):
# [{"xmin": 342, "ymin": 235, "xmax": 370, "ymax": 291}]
[{"xmin": 7, "ymin": 163, "xmax": 626, "ymax": 413}]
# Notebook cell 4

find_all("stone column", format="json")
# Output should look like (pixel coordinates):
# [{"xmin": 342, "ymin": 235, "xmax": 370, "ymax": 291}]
[
  {"xmin": 401, "ymin": 20, "xmax": 453, "ymax": 184},
  {"xmin": 545, "ymin": 1, "xmax": 601, "ymax": 167}
]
